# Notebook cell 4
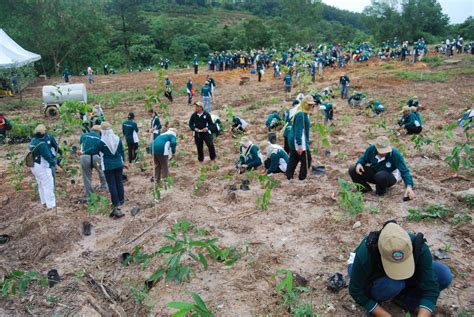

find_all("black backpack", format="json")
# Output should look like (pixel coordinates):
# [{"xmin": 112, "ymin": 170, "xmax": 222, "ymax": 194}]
[{"xmin": 25, "ymin": 142, "xmax": 45, "ymax": 168}]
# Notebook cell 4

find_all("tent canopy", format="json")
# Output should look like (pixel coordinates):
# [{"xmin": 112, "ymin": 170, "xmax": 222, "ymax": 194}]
[{"xmin": 0, "ymin": 29, "xmax": 41, "ymax": 69}]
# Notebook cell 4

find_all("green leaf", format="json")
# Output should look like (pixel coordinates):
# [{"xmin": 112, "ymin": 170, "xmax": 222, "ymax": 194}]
[
  {"xmin": 147, "ymin": 269, "xmax": 165, "ymax": 283},
  {"xmin": 198, "ymin": 253, "xmax": 209, "ymax": 270},
  {"xmin": 168, "ymin": 301, "xmax": 195, "ymax": 310},
  {"xmin": 191, "ymin": 292, "xmax": 208, "ymax": 311},
  {"xmin": 171, "ymin": 310, "xmax": 189, "ymax": 317}
]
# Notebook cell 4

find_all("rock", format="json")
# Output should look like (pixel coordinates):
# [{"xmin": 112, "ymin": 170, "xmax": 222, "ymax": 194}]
[
  {"xmin": 326, "ymin": 273, "xmax": 347, "ymax": 293},
  {"xmin": 433, "ymin": 249, "xmax": 450, "ymax": 260},
  {"xmin": 1, "ymin": 196, "xmax": 9, "ymax": 206},
  {"xmin": 464, "ymin": 238, "xmax": 472, "ymax": 244},
  {"xmin": 326, "ymin": 304, "xmax": 336, "ymax": 314},
  {"xmin": 452, "ymin": 188, "xmax": 474, "ymax": 202},
  {"xmin": 352, "ymin": 221, "xmax": 362, "ymax": 229},
  {"xmin": 292, "ymin": 273, "xmax": 308, "ymax": 287},
  {"xmin": 226, "ymin": 191, "xmax": 237, "ymax": 203}
]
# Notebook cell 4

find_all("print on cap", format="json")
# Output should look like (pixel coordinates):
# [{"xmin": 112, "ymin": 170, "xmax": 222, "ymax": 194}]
[{"xmin": 392, "ymin": 251, "xmax": 404, "ymax": 262}]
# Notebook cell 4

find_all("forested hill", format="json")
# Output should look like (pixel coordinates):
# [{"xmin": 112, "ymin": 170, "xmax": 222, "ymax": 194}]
[{"xmin": 0, "ymin": 0, "xmax": 470, "ymax": 75}]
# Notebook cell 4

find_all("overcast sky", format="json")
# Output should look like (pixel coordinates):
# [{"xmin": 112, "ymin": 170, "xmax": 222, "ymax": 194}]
[{"xmin": 321, "ymin": 0, "xmax": 473, "ymax": 24}]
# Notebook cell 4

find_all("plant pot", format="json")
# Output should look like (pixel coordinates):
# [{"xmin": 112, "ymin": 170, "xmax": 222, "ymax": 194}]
[
  {"xmin": 82, "ymin": 221, "xmax": 92, "ymax": 236},
  {"xmin": 0, "ymin": 234, "xmax": 10, "ymax": 244}
]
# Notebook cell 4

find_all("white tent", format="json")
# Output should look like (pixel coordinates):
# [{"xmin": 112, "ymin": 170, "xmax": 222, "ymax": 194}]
[{"xmin": 0, "ymin": 28, "xmax": 41, "ymax": 68}]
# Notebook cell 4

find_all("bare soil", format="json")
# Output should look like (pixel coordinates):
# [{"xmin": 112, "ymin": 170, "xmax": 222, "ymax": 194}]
[{"xmin": 0, "ymin": 56, "xmax": 473, "ymax": 316}]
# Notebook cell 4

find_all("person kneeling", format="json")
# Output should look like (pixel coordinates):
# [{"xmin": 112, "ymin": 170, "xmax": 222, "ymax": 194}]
[
  {"xmin": 349, "ymin": 136, "xmax": 415, "ymax": 199},
  {"xmin": 348, "ymin": 221, "xmax": 452, "ymax": 317},
  {"xmin": 264, "ymin": 143, "xmax": 289, "ymax": 175},
  {"xmin": 237, "ymin": 137, "xmax": 263, "ymax": 173},
  {"xmin": 398, "ymin": 106, "xmax": 422, "ymax": 135}
]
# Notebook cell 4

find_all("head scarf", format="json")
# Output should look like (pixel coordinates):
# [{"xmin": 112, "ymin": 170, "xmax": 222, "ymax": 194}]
[
  {"xmin": 240, "ymin": 136, "xmax": 253, "ymax": 148},
  {"xmin": 265, "ymin": 143, "xmax": 284, "ymax": 157},
  {"xmin": 100, "ymin": 122, "xmax": 120, "ymax": 155},
  {"xmin": 163, "ymin": 128, "xmax": 177, "ymax": 137}
]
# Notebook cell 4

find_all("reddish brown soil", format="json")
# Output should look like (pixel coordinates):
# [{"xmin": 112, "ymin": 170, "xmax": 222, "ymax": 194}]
[{"xmin": 0, "ymin": 55, "xmax": 473, "ymax": 316}]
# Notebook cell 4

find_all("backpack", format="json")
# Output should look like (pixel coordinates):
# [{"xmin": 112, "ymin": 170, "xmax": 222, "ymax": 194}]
[{"xmin": 25, "ymin": 142, "xmax": 45, "ymax": 168}]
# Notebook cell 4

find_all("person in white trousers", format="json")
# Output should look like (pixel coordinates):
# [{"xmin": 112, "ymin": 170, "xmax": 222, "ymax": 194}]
[{"xmin": 29, "ymin": 125, "xmax": 56, "ymax": 209}]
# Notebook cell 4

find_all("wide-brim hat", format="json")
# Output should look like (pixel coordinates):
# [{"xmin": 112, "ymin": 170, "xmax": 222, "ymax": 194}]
[
  {"xmin": 101, "ymin": 122, "xmax": 112, "ymax": 130},
  {"xmin": 378, "ymin": 223, "xmax": 415, "ymax": 280},
  {"xmin": 34, "ymin": 124, "xmax": 46, "ymax": 134}
]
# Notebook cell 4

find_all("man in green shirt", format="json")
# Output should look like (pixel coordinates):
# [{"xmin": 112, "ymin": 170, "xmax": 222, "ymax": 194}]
[
  {"xmin": 122, "ymin": 112, "xmax": 139, "ymax": 163},
  {"xmin": 349, "ymin": 136, "xmax": 415, "ymax": 199},
  {"xmin": 348, "ymin": 222, "xmax": 452, "ymax": 316}
]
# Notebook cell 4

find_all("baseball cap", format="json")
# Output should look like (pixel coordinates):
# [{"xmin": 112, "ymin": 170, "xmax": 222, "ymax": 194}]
[
  {"xmin": 374, "ymin": 136, "xmax": 392, "ymax": 155},
  {"xmin": 378, "ymin": 223, "xmax": 415, "ymax": 280}
]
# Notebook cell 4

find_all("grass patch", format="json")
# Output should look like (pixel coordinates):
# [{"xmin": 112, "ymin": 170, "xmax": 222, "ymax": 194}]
[
  {"xmin": 395, "ymin": 70, "xmax": 449, "ymax": 82},
  {"xmin": 0, "ymin": 98, "xmax": 41, "ymax": 112},
  {"xmin": 382, "ymin": 64, "xmax": 394, "ymax": 70},
  {"xmin": 423, "ymin": 56, "xmax": 444, "ymax": 67},
  {"xmin": 88, "ymin": 90, "xmax": 145, "ymax": 108}
]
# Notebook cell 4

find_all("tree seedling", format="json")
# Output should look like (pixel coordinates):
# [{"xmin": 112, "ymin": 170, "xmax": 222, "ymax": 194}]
[{"xmin": 167, "ymin": 292, "xmax": 215, "ymax": 317}]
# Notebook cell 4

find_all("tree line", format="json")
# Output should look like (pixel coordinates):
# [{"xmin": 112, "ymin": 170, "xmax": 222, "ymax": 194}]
[{"xmin": 0, "ymin": 0, "xmax": 471, "ymax": 75}]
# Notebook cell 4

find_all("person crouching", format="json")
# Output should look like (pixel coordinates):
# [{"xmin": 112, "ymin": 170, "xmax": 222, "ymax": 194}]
[{"xmin": 148, "ymin": 128, "xmax": 177, "ymax": 183}]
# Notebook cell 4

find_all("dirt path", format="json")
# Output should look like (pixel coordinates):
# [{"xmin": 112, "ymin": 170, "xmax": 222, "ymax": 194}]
[{"xmin": 0, "ymin": 56, "xmax": 473, "ymax": 316}]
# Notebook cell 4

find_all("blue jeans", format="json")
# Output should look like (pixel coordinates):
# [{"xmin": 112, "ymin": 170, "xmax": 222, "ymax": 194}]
[
  {"xmin": 203, "ymin": 96, "xmax": 212, "ymax": 113},
  {"xmin": 104, "ymin": 167, "xmax": 124, "ymax": 207},
  {"xmin": 341, "ymin": 84, "xmax": 348, "ymax": 98},
  {"xmin": 348, "ymin": 261, "xmax": 452, "ymax": 311}
]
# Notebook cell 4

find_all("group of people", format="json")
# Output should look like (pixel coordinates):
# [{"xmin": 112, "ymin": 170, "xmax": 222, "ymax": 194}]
[{"xmin": 22, "ymin": 38, "xmax": 464, "ymax": 316}]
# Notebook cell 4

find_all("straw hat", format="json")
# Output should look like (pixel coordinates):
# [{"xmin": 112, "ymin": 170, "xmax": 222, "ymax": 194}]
[
  {"xmin": 34, "ymin": 124, "xmax": 46, "ymax": 134},
  {"xmin": 100, "ymin": 122, "xmax": 112, "ymax": 130},
  {"xmin": 374, "ymin": 136, "xmax": 392, "ymax": 155}
]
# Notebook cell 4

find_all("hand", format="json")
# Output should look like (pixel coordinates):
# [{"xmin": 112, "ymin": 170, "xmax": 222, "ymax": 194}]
[
  {"xmin": 124, "ymin": 165, "xmax": 129, "ymax": 170},
  {"xmin": 356, "ymin": 163, "xmax": 365, "ymax": 175},
  {"xmin": 372, "ymin": 306, "xmax": 392, "ymax": 317},
  {"xmin": 405, "ymin": 187, "xmax": 415, "ymax": 200},
  {"xmin": 202, "ymin": 128, "xmax": 208, "ymax": 133},
  {"xmin": 296, "ymin": 147, "xmax": 304, "ymax": 155}
]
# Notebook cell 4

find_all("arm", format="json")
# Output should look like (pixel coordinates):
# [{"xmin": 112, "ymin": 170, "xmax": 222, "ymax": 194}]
[
  {"xmin": 39, "ymin": 143, "xmax": 56, "ymax": 168},
  {"xmin": 293, "ymin": 113, "xmax": 304, "ymax": 148},
  {"xmin": 189, "ymin": 115, "xmax": 195, "ymax": 131},
  {"xmin": 118, "ymin": 140, "xmax": 125, "ymax": 162},
  {"xmin": 348, "ymin": 243, "xmax": 379, "ymax": 313},
  {"xmin": 394, "ymin": 150, "xmax": 413, "ymax": 187},
  {"xmin": 239, "ymin": 146, "xmax": 245, "ymax": 164},
  {"xmin": 171, "ymin": 136, "xmax": 177, "ymax": 155},
  {"xmin": 267, "ymin": 154, "xmax": 279, "ymax": 173},
  {"xmin": 134, "ymin": 121, "xmax": 139, "ymax": 132},
  {"xmin": 122, "ymin": 123, "xmax": 126, "ymax": 136},
  {"xmin": 356, "ymin": 145, "xmax": 373, "ymax": 167},
  {"xmin": 414, "ymin": 245, "xmax": 441, "ymax": 315},
  {"xmin": 246, "ymin": 146, "xmax": 261, "ymax": 169}
]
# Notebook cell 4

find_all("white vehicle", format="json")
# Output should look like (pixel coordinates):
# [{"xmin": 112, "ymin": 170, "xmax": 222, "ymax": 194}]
[{"xmin": 42, "ymin": 83, "xmax": 87, "ymax": 116}]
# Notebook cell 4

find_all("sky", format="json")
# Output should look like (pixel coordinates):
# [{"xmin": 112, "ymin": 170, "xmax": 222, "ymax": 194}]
[{"xmin": 321, "ymin": 0, "xmax": 473, "ymax": 24}]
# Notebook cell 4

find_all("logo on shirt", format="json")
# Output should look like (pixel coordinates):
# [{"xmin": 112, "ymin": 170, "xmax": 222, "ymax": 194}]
[
  {"xmin": 392, "ymin": 251, "xmax": 404, "ymax": 262},
  {"xmin": 385, "ymin": 162, "xmax": 392, "ymax": 168}
]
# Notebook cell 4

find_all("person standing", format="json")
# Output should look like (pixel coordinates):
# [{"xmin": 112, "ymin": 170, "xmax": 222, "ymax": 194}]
[
  {"xmin": 0, "ymin": 113, "xmax": 12, "ymax": 142},
  {"xmin": 349, "ymin": 136, "xmax": 415, "ymax": 199},
  {"xmin": 29, "ymin": 125, "xmax": 56, "ymax": 209},
  {"xmin": 79, "ymin": 125, "xmax": 107, "ymax": 200},
  {"xmin": 286, "ymin": 96, "xmax": 314, "ymax": 181},
  {"xmin": 87, "ymin": 66, "xmax": 95, "ymax": 84},
  {"xmin": 283, "ymin": 73, "xmax": 292, "ymax": 96},
  {"xmin": 186, "ymin": 78, "xmax": 194, "ymax": 105},
  {"xmin": 63, "ymin": 68, "xmax": 71, "ymax": 83},
  {"xmin": 41, "ymin": 125, "xmax": 62, "ymax": 180},
  {"xmin": 96, "ymin": 122, "xmax": 125, "ymax": 218},
  {"xmin": 207, "ymin": 75, "xmax": 216, "ymax": 95},
  {"xmin": 122, "ymin": 112, "xmax": 139, "ymax": 163},
  {"xmin": 164, "ymin": 76, "xmax": 173, "ymax": 102},
  {"xmin": 339, "ymin": 74, "xmax": 350, "ymax": 99},
  {"xmin": 201, "ymin": 81, "xmax": 213, "ymax": 113},
  {"xmin": 193, "ymin": 54, "xmax": 199, "ymax": 74},
  {"xmin": 148, "ymin": 109, "xmax": 162, "ymax": 140},
  {"xmin": 189, "ymin": 102, "xmax": 217, "ymax": 162},
  {"xmin": 257, "ymin": 61, "xmax": 264, "ymax": 82},
  {"xmin": 149, "ymin": 128, "xmax": 177, "ymax": 183}
]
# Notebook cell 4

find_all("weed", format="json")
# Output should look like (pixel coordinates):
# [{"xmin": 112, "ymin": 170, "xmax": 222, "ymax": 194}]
[
  {"xmin": 337, "ymin": 178, "xmax": 364, "ymax": 215},
  {"xmin": 395, "ymin": 70, "xmax": 449, "ymax": 82},
  {"xmin": 445, "ymin": 131, "xmax": 473, "ymax": 171},
  {"xmin": 383, "ymin": 64, "xmax": 394, "ymax": 70},
  {"xmin": 407, "ymin": 203, "xmax": 450, "ymax": 222},
  {"xmin": 274, "ymin": 269, "xmax": 313, "ymax": 315},
  {"xmin": 1, "ymin": 271, "xmax": 48, "ymax": 297},
  {"xmin": 450, "ymin": 210, "xmax": 472, "ymax": 225},
  {"xmin": 194, "ymin": 167, "xmax": 208, "ymax": 190},
  {"xmin": 466, "ymin": 195, "xmax": 474, "ymax": 209},
  {"xmin": 271, "ymin": 96, "xmax": 280, "ymax": 104},
  {"xmin": 7, "ymin": 152, "xmax": 25, "ymax": 191},
  {"xmin": 129, "ymin": 283, "xmax": 148, "ymax": 305},
  {"xmin": 168, "ymin": 292, "xmax": 215, "ymax": 317},
  {"xmin": 256, "ymin": 175, "xmax": 278, "ymax": 211},
  {"xmin": 443, "ymin": 242, "xmax": 452, "ymax": 253},
  {"xmin": 410, "ymin": 134, "xmax": 432, "ymax": 153},
  {"xmin": 87, "ymin": 193, "xmax": 110, "ymax": 215},
  {"xmin": 340, "ymin": 114, "xmax": 352, "ymax": 126}
]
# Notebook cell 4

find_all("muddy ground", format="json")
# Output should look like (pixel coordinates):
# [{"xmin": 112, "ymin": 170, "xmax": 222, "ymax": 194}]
[{"xmin": 0, "ymin": 55, "xmax": 473, "ymax": 316}]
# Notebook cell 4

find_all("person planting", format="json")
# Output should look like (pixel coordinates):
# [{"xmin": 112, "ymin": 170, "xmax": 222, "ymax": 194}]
[
  {"xmin": 348, "ymin": 136, "xmax": 415, "ymax": 199},
  {"xmin": 348, "ymin": 221, "xmax": 452, "ymax": 317},
  {"xmin": 237, "ymin": 136, "xmax": 263, "ymax": 172},
  {"xmin": 398, "ymin": 106, "xmax": 422, "ymax": 135},
  {"xmin": 79, "ymin": 125, "xmax": 107, "ymax": 200},
  {"xmin": 264, "ymin": 143, "xmax": 289, "ymax": 175},
  {"xmin": 148, "ymin": 128, "xmax": 177, "ymax": 183}
]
